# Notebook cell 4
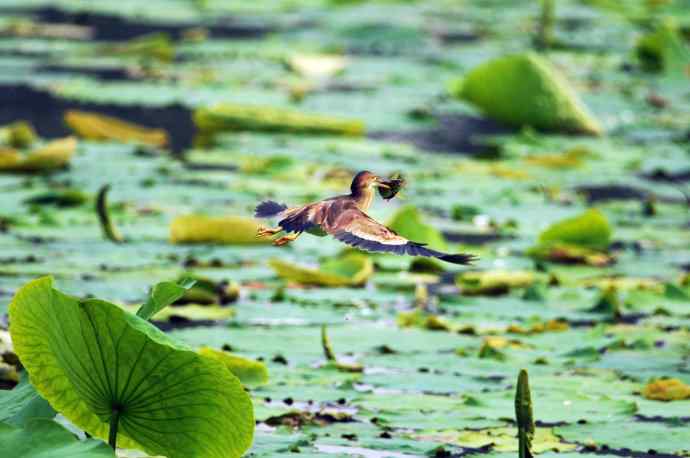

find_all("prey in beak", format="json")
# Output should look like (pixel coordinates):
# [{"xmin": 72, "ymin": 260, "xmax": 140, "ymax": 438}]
[{"xmin": 377, "ymin": 175, "xmax": 405, "ymax": 200}]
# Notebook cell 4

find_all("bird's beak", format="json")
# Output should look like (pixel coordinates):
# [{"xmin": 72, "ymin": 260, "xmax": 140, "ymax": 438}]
[{"xmin": 375, "ymin": 177, "xmax": 391, "ymax": 189}]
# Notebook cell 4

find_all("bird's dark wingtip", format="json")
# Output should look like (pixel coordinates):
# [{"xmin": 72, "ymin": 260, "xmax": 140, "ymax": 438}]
[
  {"xmin": 439, "ymin": 253, "xmax": 478, "ymax": 265},
  {"xmin": 255, "ymin": 200, "xmax": 288, "ymax": 218}
]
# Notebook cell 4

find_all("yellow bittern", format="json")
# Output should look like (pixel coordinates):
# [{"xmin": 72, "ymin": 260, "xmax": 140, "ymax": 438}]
[{"xmin": 255, "ymin": 171, "xmax": 476, "ymax": 265}]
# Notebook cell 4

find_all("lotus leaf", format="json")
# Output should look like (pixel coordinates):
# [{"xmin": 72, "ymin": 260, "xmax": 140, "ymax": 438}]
[
  {"xmin": 194, "ymin": 103, "xmax": 365, "ymax": 144},
  {"xmin": 0, "ymin": 419, "xmax": 116, "ymax": 458},
  {"xmin": 642, "ymin": 378, "xmax": 690, "ymax": 401},
  {"xmin": 453, "ymin": 53, "xmax": 602, "ymax": 135},
  {"xmin": 387, "ymin": 205, "xmax": 446, "ymax": 250},
  {"xmin": 170, "ymin": 214, "xmax": 272, "ymax": 245},
  {"xmin": 269, "ymin": 253, "xmax": 373, "ymax": 287},
  {"xmin": 9, "ymin": 277, "xmax": 254, "ymax": 458},
  {"xmin": 65, "ymin": 110, "xmax": 168, "ymax": 147},
  {"xmin": 0, "ymin": 137, "xmax": 76, "ymax": 173},
  {"xmin": 457, "ymin": 270, "xmax": 535, "ymax": 296},
  {"xmin": 198, "ymin": 347, "xmax": 269, "ymax": 387}
]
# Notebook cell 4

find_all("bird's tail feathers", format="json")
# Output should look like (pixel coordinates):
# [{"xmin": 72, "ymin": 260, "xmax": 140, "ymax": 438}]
[{"xmin": 255, "ymin": 200, "xmax": 288, "ymax": 218}]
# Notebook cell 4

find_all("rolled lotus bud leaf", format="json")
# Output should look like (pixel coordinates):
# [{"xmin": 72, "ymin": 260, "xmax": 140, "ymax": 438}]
[{"xmin": 453, "ymin": 52, "xmax": 603, "ymax": 136}]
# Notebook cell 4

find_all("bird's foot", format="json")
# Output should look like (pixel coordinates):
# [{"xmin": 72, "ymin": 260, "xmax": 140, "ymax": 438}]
[
  {"xmin": 257, "ymin": 226, "xmax": 282, "ymax": 238},
  {"xmin": 273, "ymin": 234, "xmax": 299, "ymax": 246}
]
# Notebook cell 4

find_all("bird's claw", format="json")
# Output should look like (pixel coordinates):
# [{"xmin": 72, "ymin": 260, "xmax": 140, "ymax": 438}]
[
  {"xmin": 273, "ymin": 234, "xmax": 298, "ymax": 246},
  {"xmin": 257, "ymin": 226, "xmax": 280, "ymax": 238}
]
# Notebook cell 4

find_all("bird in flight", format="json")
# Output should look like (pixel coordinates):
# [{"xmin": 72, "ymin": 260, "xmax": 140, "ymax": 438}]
[{"xmin": 255, "ymin": 171, "xmax": 476, "ymax": 265}]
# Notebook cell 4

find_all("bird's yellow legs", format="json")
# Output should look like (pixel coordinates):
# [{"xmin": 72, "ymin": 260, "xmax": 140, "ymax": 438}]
[
  {"xmin": 257, "ymin": 225, "xmax": 282, "ymax": 238},
  {"xmin": 256, "ymin": 226, "xmax": 301, "ymax": 246},
  {"xmin": 273, "ymin": 232, "xmax": 300, "ymax": 246}
]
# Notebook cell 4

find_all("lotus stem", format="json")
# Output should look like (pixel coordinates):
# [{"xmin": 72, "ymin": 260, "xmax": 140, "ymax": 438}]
[
  {"xmin": 536, "ymin": 0, "xmax": 555, "ymax": 50},
  {"xmin": 109, "ymin": 406, "xmax": 121, "ymax": 450},
  {"xmin": 515, "ymin": 369, "xmax": 535, "ymax": 458},
  {"xmin": 96, "ymin": 184, "xmax": 124, "ymax": 243},
  {"xmin": 321, "ymin": 325, "xmax": 336, "ymax": 362}
]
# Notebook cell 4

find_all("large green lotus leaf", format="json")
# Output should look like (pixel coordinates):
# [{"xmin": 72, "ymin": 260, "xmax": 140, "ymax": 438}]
[
  {"xmin": 9, "ymin": 277, "xmax": 254, "ymax": 458},
  {"xmin": 387, "ymin": 205, "xmax": 446, "ymax": 250},
  {"xmin": 170, "ymin": 214, "xmax": 272, "ymax": 245},
  {"xmin": 0, "ymin": 419, "xmax": 115, "ymax": 458},
  {"xmin": 535, "ymin": 209, "xmax": 611, "ymax": 252},
  {"xmin": 453, "ymin": 53, "xmax": 602, "ymax": 135},
  {"xmin": 269, "ymin": 253, "xmax": 373, "ymax": 287},
  {"xmin": 199, "ymin": 347, "xmax": 269, "ymax": 387}
]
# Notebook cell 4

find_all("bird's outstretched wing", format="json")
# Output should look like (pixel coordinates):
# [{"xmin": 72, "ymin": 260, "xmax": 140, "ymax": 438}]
[{"xmin": 326, "ymin": 208, "xmax": 476, "ymax": 265}]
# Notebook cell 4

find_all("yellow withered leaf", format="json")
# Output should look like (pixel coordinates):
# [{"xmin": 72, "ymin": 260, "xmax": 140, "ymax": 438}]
[
  {"xmin": 65, "ymin": 110, "xmax": 168, "ymax": 147},
  {"xmin": 170, "ymin": 215, "xmax": 272, "ymax": 245},
  {"xmin": 642, "ymin": 378, "xmax": 690, "ymax": 401},
  {"xmin": 269, "ymin": 253, "xmax": 373, "ymax": 287},
  {"xmin": 0, "ymin": 137, "xmax": 76, "ymax": 173}
]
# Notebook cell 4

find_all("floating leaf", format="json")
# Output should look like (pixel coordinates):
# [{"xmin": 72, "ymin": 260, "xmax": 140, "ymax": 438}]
[
  {"xmin": 170, "ymin": 214, "xmax": 272, "ymax": 245},
  {"xmin": 642, "ymin": 378, "xmax": 690, "ymax": 401},
  {"xmin": 0, "ymin": 137, "xmax": 76, "ymax": 173},
  {"xmin": 529, "ymin": 209, "xmax": 612, "ymax": 264},
  {"xmin": 388, "ymin": 205, "xmax": 446, "ymax": 250},
  {"xmin": 199, "ymin": 347, "xmax": 269, "ymax": 387},
  {"xmin": 269, "ymin": 253, "xmax": 373, "ymax": 287},
  {"xmin": 398, "ymin": 309, "xmax": 452, "ymax": 332},
  {"xmin": 539, "ymin": 209, "xmax": 611, "ymax": 249},
  {"xmin": 417, "ymin": 427, "xmax": 574, "ymax": 453},
  {"xmin": 507, "ymin": 319, "xmax": 569, "ymax": 335},
  {"xmin": 194, "ymin": 103, "xmax": 364, "ymax": 144},
  {"xmin": 23, "ymin": 189, "xmax": 88, "ymax": 208},
  {"xmin": 0, "ymin": 419, "xmax": 115, "ymax": 458},
  {"xmin": 453, "ymin": 53, "xmax": 602, "ymax": 135},
  {"xmin": 9, "ymin": 276, "xmax": 254, "ymax": 458},
  {"xmin": 457, "ymin": 270, "xmax": 534, "ymax": 296},
  {"xmin": 101, "ymin": 32, "xmax": 175, "ymax": 62},
  {"xmin": 65, "ymin": 110, "xmax": 168, "ymax": 147},
  {"xmin": 524, "ymin": 145, "xmax": 591, "ymax": 169}
]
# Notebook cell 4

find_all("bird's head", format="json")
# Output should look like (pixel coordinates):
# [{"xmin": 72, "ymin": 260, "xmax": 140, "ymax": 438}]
[{"xmin": 350, "ymin": 170, "xmax": 390, "ymax": 194}]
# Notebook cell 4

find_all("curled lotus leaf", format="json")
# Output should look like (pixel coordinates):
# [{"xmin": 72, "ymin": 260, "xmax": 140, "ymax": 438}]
[
  {"xmin": 198, "ymin": 347, "xmax": 269, "ymax": 387},
  {"xmin": 453, "ymin": 53, "xmax": 602, "ymax": 135},
  {"xmin": 269, "ymin": 253, "xmax": 373, "ymax": 287}
]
